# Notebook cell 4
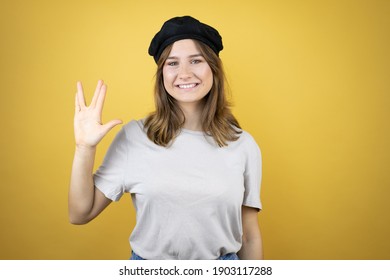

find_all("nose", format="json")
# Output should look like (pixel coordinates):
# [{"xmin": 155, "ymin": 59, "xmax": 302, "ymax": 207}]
[{"xmin": 178, "ymin": 63, "xmax": 193, "ymax": 80}]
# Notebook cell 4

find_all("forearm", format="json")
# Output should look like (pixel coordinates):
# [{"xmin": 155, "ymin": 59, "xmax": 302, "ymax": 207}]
[
  {"xmin": 238, "ymin": 235, "xmax": 264, "ymax": 260},
  {"xmin": 68, "ymin": 145, "xmax": 96, "ymax": 223}
]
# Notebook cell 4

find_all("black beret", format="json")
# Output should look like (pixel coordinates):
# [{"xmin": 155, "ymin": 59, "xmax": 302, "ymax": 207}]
[{"xmin": 148, "ymin": 16, "xmax": 223, "ymax": 63}]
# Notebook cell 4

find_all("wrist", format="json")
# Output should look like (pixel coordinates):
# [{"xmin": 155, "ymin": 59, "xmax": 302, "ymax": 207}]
[{"xmin": 75, "ymin": 144, "xmax": 97, "ymax": 154}]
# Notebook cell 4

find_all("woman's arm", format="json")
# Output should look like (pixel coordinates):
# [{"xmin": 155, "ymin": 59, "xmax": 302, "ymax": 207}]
[
  {"xmin": 237, "ymin": 206, "xmax": 264, "ymax": 260},
  {"xmin": 68, "ymin": 146, "xmax": 112, "ymax": 224},
  {"xmin": 68, "ymin": 80, "xmax": 122, "ymax": 224}
]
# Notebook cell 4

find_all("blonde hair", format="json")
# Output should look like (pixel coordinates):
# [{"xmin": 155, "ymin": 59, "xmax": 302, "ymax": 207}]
[{"xmin": 144, "ymin": 40, "xmax": 241, "ymax": 147}]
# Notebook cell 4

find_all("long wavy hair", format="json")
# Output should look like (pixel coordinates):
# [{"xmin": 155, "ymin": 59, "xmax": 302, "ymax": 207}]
[{"xmin": 144, "ymin": 40, "xmax": 241, "ymax": 147}]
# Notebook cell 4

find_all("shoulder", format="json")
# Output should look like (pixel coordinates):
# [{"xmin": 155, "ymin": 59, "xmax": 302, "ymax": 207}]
[
  {"xmin": 122, "ymin": 118, "xmax": 146, "ymax": 136},
  {"xmin": 116, "ymin": 118, "xmax": 150, "ymax": 146},
  {"xmin": 237, "ymin": 129, "xmax": 262, "ymax": 155}
]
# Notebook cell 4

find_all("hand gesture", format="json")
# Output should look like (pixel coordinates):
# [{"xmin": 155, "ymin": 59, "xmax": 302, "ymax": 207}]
[{"xmin": 74, "ymin": 80, "xmax": 122, "ymax": 148}]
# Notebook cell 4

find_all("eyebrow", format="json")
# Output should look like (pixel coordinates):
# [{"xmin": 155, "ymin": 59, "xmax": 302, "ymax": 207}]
[{"xmin": 166, "ymin": 54, "xmax": 203, "ymax": 60}]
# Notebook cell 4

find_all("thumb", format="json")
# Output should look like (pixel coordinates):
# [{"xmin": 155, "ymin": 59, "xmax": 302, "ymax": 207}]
[{"xmin": 102, "ymin": 119, "xmax": 123, "ymax": 134}]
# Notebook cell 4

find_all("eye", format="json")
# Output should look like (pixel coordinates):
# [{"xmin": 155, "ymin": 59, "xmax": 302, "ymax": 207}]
[
  {"xmin": 191, "ymin": 59, "xmax": 202, "ymax": 64},
  {"xmin": 166, "ymin": 61, "xmax": 178, "ymax": 66}
]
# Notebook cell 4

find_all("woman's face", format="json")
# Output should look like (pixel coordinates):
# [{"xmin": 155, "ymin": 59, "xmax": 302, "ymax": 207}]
[{"xmin": 163, "ymin": 39, "xmax": 213, "ymax": 110}]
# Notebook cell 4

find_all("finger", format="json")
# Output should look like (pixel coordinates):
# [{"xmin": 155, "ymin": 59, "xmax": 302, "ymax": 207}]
[
  {"xmin": 95, "ymin": 83, "xmax": 107, "ymax": 114},
  {"xmin": 102, "ymin": 119, "xmax": 123, "ymax": 135},
  {"xmin": 91, "ymin": 80, "xmax": 103, "ymax": 108},
  {"xmin": 75, "ymin": 92, "xmax": 81, "ymax": 113},
  {"xmin": 76, "ymin": 81, "xmax": 86, "ymax": 108}
]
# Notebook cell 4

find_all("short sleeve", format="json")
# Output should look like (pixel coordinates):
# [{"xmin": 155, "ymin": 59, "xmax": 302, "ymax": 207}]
[
  {"xmin": 242, "ymin": 133, "xmax": 262, "ymax": 211},
  {"xmin": 93, "ymin": 127, "xmax": 128, "ymax": 201}
]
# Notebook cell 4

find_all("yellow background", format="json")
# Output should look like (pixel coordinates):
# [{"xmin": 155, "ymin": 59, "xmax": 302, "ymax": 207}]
[{"xmin": 0, "ymin": 0, "xmax": 389, "ymax": 259}]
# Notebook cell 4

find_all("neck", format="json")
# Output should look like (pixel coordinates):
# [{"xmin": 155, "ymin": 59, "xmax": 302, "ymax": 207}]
[{"xmin": 180, "ymin": 101, "xmax": 205, "ymax": 131}]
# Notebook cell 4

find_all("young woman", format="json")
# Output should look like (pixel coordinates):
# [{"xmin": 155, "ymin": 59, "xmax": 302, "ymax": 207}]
[{"xmin": 69, "ymin": 16, "xmax": 263, "ymax": 260}]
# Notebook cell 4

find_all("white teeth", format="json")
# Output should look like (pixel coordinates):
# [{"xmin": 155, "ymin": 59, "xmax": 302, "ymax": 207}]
[{"xmin": 178, "ymin": 83, "xmax": 197, "ymax": 89}]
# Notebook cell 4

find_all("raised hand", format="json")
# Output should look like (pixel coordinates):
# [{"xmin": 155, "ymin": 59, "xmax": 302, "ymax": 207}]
[{"xmin": 74, "ymin": 80, "xmax": 122, "ymax": 148}]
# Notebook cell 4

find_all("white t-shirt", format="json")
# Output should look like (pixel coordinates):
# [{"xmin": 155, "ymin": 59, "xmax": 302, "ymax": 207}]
[{"xmin": 94, "ymin": 119, "xmax": 262, "ymax": 260}]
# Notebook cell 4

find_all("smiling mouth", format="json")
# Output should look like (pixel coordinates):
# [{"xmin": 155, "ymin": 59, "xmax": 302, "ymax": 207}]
[{"xmin": 176, "ymin": 83, "xmax": 199, "ymax": 89}]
